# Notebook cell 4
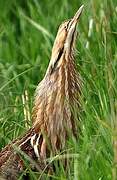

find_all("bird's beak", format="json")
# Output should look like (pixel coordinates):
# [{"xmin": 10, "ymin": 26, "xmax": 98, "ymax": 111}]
[
  {"xmin": 68, "ymin": 5, "xmax": 84, "ymax": 30},
  {"xmin": 65, "ymin": 5, "xmax": 84, "ymax": 53},
  {"xmin": 72, "ymin": 5, "xmax": 84, "ymax": 22}
]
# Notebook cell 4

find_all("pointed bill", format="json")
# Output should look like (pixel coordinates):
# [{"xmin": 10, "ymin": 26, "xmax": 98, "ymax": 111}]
[
  {"xmin": 73, "ymin": 5, "xmax": 84, "ymax": 21},
  {"xmin": 65, "ymin": 5, "xmax": 84, "ymax": 55}
]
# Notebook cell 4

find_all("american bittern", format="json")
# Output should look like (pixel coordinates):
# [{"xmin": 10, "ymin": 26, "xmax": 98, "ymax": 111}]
[{"xmin": 0, "ymin": 5, "xmax": 83, "ymax": 179}]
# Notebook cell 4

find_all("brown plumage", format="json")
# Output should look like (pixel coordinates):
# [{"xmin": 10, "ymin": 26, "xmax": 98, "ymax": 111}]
[{"xmin": 0, "ymin": 5, "xmax": 83, "ymax": 179}]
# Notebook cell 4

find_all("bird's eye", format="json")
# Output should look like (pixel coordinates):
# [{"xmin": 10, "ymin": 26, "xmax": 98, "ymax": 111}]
[{"xmin": 65, "ymin": 26, "xmax": 67, "ymax": 30}]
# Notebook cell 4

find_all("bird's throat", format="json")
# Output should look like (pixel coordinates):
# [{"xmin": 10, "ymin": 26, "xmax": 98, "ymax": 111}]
[{"xmin": 32, "ymin": 54, "xmax": 81, "ymax": 150}]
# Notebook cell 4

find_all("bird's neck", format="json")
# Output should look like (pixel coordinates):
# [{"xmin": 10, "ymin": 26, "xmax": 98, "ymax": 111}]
[{"xmin": 32, "ymin": 54, "xmax": 81, "ymax": 149}]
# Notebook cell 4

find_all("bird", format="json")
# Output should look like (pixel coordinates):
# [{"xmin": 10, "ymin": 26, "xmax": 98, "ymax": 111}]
[{"xmin": 0, "ymin": 5, "xmax": 83, "ymax": 180}]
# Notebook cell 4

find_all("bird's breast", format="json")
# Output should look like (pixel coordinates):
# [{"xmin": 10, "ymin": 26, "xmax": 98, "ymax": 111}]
[{"xmin": 32, "ymin": 59, "xmax": 80, "ymax": 150}]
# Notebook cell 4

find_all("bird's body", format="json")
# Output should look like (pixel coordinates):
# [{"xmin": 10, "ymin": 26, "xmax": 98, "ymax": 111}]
[
  {"xmin": 0, "ymin": 5, "xmax": 83, "ymax": 179},
  {"xmin": 0, "ymin": 129, "xmax": 37, "ymax": 178}
]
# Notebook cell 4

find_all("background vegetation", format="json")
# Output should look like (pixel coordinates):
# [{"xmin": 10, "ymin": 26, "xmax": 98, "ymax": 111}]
[{"xmin": 0, "ymin": 0, "xmax": 117, "ymax": 179}]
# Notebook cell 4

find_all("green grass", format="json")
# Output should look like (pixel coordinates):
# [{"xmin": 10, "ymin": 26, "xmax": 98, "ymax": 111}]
[{"xmin": 0, "ymin": 0, "xmax": 117, "ymax": 179}]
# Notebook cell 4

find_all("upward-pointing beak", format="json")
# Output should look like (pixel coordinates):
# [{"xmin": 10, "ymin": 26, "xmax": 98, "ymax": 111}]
[
  {"xmin": 68, "ymin": 5, "xmax": 84, "ymax": 31},
  {"xmin": 65, "ymin": 5, "xmax": 84, "ymax": 54},
  {"xmin": 72, "ymin": 5, "xmax": 84, "ymax": 22}
]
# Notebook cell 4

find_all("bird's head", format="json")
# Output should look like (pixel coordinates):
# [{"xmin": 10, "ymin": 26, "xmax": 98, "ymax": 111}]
[{"xmin": 46, "ymin": 5, "xmax": 84, "ymax": 76}]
